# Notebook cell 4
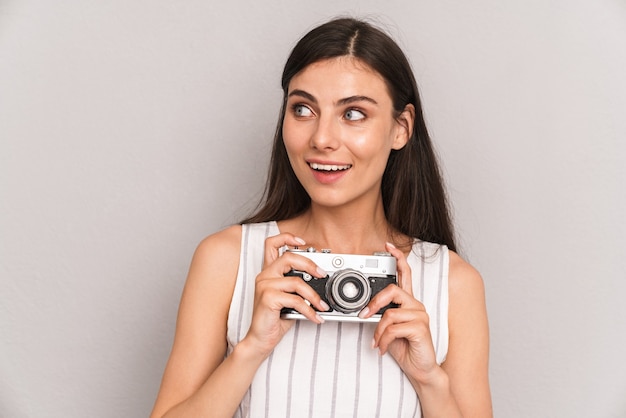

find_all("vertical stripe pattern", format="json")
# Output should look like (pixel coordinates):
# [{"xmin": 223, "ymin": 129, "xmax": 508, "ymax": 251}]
[
  {"xmin": 227, "ymin": 222, "xmax": 449, "ymax": 417},
  {"xmin": 330, "ymin": 322, "xmax": 342, "ymax": 418},
  {"xmin": 308, "ymin": 324, "xmax": 321, "ymax": 418},
  {"xmin": 352, "ymin": 323, "xmax": 364, "ymax": 418}
]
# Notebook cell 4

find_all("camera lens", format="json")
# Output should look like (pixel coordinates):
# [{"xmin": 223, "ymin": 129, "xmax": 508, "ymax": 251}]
[{"xmin": 326, "ymin": 269, "xmax": 371, "ymax": 313}]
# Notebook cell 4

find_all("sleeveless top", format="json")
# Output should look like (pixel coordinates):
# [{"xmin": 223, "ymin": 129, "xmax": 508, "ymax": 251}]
[{"xmin": 226, "ymin": 222, "xmax": 449, "ymax": 418}]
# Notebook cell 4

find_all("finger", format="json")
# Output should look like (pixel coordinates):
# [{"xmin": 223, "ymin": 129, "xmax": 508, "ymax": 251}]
[
  {"xmin": 374, "ymin": 310, "xmax": 431, "ymax": 353},
  {"xmin": 375, "ymin": 307, "xmax": 428, "ymax": 341},
  {"xmin": 358, "ymin": 283, "xmax": 423, "ymax": 320},
  {"xmin": 262, "ymin": 250, "xmax": 327, "ymax": 279},
  {"xmin": 282, "ymin": 293, "xmax": 327, "ymax": 324},
  {"xmin": 257, "ymin": 275, "xmax": 330, "ymax": 313},
  {"xmin": 263, "ymin": 233, "xmax": 307, "ymax": 268},
  {"xmin": 260, "ymin": 288, "xmax": 326, "ymax": 324},
  {"xmin": 376, "ymin": 321, "xmax": 432, "ymax": 355},
  {"xmin": 385, "ymin": 242, "xmax": 413, "ymax": 295}
]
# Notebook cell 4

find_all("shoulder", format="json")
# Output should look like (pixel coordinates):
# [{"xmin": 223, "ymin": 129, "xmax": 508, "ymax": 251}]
[
  {"xmin": 408, "ymin": 242, "xmax": 485, "ymax": 300},
  {"xmin": 447, "ymin": 250, "xmax": 484, "ymax": 294},
  {"xmin": 151, "ymin": 225, "xmax": 244, "ymax": 414},
  {"xmin": 192, "ymin": 224, "xmax": 242, "ymax": 267},
  {"xmin": 442, "ymin": 250, "xmax": 492, "ymax": 414},
  {"xmin": 183, "ymin": 224, "xmax": 243, "ymax": 309},
  {"xmin": 446, "ymin": 249, "xmax": 488, "ymax": 334},
  {"xmin": 174, "ymin": 224, "xmax": 243, "ymax": 343}
]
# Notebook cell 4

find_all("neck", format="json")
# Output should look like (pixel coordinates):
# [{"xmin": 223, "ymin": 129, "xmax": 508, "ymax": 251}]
[{"xmin": 286, "ymin": 199, "xmax": 393, "ymax": 255}]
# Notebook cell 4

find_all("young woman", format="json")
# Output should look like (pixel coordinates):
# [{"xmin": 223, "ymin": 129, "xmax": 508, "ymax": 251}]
[{"xmin": 151, "ymin": 17, "xmax": 491, "ymax": 417}]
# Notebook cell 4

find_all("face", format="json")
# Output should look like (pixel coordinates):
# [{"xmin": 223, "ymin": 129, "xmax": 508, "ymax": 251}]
[{"xmin": 283, "ymin": 57, "xmax": 413, "ymax": 210}]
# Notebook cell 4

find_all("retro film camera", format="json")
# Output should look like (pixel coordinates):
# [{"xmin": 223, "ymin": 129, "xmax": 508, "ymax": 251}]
[{"xmin": 280, "ymin": 248, "xmax": 398, "ymax": 322}]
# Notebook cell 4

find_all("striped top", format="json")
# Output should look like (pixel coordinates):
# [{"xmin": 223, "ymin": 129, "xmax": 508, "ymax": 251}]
[{"xmin": 226, "ymin": 222, "xmax": 449, "ymax": 418}]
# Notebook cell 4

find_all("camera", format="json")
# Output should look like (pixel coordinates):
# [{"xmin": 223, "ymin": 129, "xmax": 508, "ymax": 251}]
[{"xmin": 280, "ymin": 247, "xmax": 398, "ymax": 322}]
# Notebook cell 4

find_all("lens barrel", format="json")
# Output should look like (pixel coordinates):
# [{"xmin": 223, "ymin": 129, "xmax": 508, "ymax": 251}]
[{"xmin": 326, "ymin": 269, "xmax": 371, "ymax": 313}]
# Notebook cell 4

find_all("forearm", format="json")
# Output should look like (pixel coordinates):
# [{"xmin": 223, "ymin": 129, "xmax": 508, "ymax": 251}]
[
  {"xmin": 160, "ymin": 339, "xmax": 266, "ymax": 418},
  {"xmin": 409, "ymin": 366, "xmax": 463, "ymax": 418}
]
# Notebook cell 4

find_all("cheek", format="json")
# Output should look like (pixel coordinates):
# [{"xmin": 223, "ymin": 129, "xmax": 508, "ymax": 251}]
[
  {"xmin": 282, "ymin": 117, "xmax": 306, "ymax": 150},
  {"xmin": 281, "ymin": 119, "xmax": 297, "ymax": 155},
  {"xmin": 282, "ymin": 120, "xmax": 309, "ymax": 169},
  {"xmin": 348, "ymin": 126, "xmax": 395, "ymax": 157}
]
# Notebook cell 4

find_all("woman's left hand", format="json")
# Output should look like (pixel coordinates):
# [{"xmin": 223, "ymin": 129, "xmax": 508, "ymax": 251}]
[{"xmin": 359, "ymin": 242, "xmax": 439, "ymax": 384}]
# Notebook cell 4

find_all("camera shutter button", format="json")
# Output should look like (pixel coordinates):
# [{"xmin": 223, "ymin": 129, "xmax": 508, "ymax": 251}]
[{"xmin": 332, "ymin": 256, "xmax": 344, "ymax": 268}]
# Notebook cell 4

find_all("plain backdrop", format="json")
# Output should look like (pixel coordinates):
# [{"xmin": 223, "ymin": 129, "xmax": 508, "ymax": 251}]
[{"xmin": 1, "ymin": 1, "xmax": 625, "ymax": 417}]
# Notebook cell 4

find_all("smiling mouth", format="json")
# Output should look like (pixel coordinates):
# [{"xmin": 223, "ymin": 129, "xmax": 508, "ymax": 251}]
[{"xmin": 308, "ymin": 162, "xmax": 352, "ymax": 172}]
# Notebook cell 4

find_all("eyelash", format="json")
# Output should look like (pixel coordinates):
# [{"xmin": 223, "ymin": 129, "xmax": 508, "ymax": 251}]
[
  {"xmin": 344, "ymin": 108, "xmax": 366, "ymax": 121},
  {"xmin": 291, "ymin": 104, "xmax": 313, "ymax": 117},
  {"xmin": 289, "ymin": 103, "xmax": 367, "ymax": 121}
]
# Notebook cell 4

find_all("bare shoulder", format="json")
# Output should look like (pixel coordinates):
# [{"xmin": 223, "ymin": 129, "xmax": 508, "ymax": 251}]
[
  {"xmin": 445, "ymin": 250, "xmax": 489, "ymax": 361},
  {"xmin": 444, "ymin": 250, "xmax": 492, "ymax": 416},
  {"xmin": 176, "ymin": 223, "xmax": 243, "ymax": 345},
  {"xmin": 150, "ymin": 225, "xmax": 243, "ymax": 417},
  {"xmin": 191, "ymin": 224, "xmax": 242, "ymax": 275},
  {"xmin": 447, "ymin": 250, "xmax": 486, "ymax": 306}
]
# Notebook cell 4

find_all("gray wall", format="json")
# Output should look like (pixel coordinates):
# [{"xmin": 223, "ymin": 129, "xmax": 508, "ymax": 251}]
[{"xmin": 1, "ymin": 1, "xmax": 625, "ymax": 416}]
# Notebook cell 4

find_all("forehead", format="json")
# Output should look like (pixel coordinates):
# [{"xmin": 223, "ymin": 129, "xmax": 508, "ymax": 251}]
[{"xmin": 288, "ymin": 57, "xmax": 391, "ymax": 102}]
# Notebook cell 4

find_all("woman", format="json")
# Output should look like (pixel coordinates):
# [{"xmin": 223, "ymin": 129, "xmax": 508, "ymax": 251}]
[{"xmin": 151, "ymin": 17, "xmax": 491, "ymax": 417}]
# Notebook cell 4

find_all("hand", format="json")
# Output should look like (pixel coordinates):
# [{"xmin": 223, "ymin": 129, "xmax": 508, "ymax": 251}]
[
  {"xmin": 360, "ymin": 242, "xmax": 439, "ymax": 383},
  {"xmin": 243, "ymin": 233, "xmax": 329, "ymax": 357}
]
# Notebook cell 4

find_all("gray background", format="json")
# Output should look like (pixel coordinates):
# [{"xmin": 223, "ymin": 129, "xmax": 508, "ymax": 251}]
[{"xmin": 1, "ymin": 0, "xmax": 625, "ymax": 417}]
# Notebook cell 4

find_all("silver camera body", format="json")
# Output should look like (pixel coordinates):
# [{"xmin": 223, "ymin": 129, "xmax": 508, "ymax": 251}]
[{"xmin": 280, "ymin": 248, "xmax": 398, "ymax": 323}]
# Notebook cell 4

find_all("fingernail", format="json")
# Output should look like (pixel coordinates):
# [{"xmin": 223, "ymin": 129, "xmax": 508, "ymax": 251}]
[
  {"xmin": 295, "ymin": 236, "xmax": 306, "ymax": 245},
  {"xmin": 320, "ymin": 301, "xmax": 331, "ymax": 312},
  {"xmin": 371, "ymin": 338, "xmax": 376, "ymax": 349},
  {"xmin": 315, "ymin": 314, "xmax": 325, "ymax": 323},
  {"xmin": 386, "ymin": 242, "xmax": 396, "ymax": 249},
  {"xmin": 358, "ymin": 307, "xmax": 370, "ymax": 318},
  {"xmin": 316, "ymin": 267, "xmax": 327, "ymax": 278}
]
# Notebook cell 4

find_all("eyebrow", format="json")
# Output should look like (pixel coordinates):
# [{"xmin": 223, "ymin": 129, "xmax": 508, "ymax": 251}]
[{"xmin": 287, "ymin": 89, "xmax": 378, "ymax": 106}]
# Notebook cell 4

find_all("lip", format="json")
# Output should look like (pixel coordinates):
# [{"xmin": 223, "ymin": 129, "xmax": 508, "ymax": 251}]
[
  {"xmin": 306, "ymin": 159, "xmax": 352, "ymax": 185},
  {"xmin": 306, "ymin": 158, "xmax": 352, "ymax": 167}
]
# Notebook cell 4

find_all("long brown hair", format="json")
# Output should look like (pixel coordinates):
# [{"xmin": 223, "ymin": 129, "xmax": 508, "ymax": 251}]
[{"xmin": 241, "ymin": 17, "xmax": 457, "ymax": 251}]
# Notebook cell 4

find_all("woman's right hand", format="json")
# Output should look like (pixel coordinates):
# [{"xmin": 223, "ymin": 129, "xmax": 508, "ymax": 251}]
[{"xmin": 242, "ymin": 233, "xmax": 329, "ymax": 357}]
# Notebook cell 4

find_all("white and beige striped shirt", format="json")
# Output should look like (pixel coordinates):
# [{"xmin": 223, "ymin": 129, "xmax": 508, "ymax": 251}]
[{"xmin": 227, "ymin": 222, "xmax": 449, "ymax": 418}]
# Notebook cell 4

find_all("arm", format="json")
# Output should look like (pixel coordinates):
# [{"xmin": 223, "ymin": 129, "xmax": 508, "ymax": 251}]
[
  {"xmin": 405, "ymin": 251, "xmax": 492, "ymax": 417},
  {"xmin": 150, "ymin": 225, "xmax": 253, "ymax": 418},
  {"xmin": 440, "ymin": 251, "xmax": 492, "ymax": 417},
  {"xmin": 364, "ymin": 245, "xmax": 492, "ymax": 417},
  {"xmin": 150, "ymin": 226, "xmax": 329, "ymax": 418}
]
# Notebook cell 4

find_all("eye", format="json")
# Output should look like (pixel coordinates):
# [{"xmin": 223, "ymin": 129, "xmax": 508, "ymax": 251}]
[
  {"xmin": 344, "ymin": 109, "xmax": 365, "ymax": 121},
  {"xmin": 292, "ymin": 104, "xmax": 313, "ymax": 118}
]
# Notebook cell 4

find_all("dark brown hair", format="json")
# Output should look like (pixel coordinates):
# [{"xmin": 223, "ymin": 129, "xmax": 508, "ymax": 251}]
[{"xmin": 241, "ymin": 17, "xmax": 456, "ymax": 251}]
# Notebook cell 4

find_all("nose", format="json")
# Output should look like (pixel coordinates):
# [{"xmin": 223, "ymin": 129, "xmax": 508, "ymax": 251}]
[{"xmin": 310, "ymin": 114, "xmax": 340, "ymax": 151}]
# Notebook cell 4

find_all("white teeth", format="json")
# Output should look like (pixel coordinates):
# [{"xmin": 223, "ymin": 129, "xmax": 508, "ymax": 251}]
[{"xmin": 309, "ymin": 163, "xmax": 351, "ymax": 171}]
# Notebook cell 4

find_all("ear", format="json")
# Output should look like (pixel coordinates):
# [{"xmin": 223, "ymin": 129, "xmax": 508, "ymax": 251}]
[{"xmin": 392, "ymin": 104, "xmax": 415, "ymax": 150}]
